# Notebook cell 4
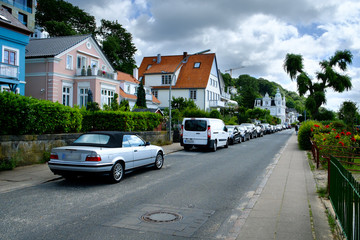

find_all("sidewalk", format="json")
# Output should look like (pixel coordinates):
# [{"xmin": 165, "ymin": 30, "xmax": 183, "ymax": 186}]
[
  {"xmin": 235, "ymin": 133, "xmax": 332, "ymax": 240},
  {"xmin": 0, "ymin": 142, "xmax": 183, "ymax": 194}
]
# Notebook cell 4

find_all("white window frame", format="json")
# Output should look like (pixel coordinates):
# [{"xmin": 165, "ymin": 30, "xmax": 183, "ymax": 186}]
[
  {"xmin": 190, "ymin": 90, "xmax": 197, "ymax": 100},
  {"xmin": 162, "ymin": 75, "xmax": 172, "ymax": 85},
  {"xmin": 77, "ymin": 54, "xmax": 87, "ymax": 69},
  {"xmin": 62, "ymin": 82, "xmax": 73, "ymax": 107},
  {"xmin": 151, "ymin": 89, "xmax": 158, "ymax": 99},
  {"xmin": 91, "ymin": 59, "xmax": 99, "ymax": 68},
  {"xmin": 101, "ymin": 84, "xmax": 116, "ymax": 108},
  {"xmin": 2, "ymin": 46, "xmax": 19, "ymax": 66},
  {"xmin": 79, "ymin": 88, "xmax": 89, "ymax": 108},
  {"xmin": 66, "ymin": 54, "xmax": 73, "ymax": 70}
]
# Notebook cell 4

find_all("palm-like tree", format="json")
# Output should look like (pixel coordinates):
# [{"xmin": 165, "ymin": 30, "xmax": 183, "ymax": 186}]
[{"xmin": 283, "ymin": 50, "xmax": 353, "ymax": 118}]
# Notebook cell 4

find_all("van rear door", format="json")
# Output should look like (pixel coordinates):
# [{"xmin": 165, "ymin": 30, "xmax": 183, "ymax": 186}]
[{"xmin": 183, "ymin": 119, "xmax": 208, "ymax": 146}]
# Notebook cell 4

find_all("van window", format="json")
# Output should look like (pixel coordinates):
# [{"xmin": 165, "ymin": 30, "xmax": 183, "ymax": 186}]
[{"xmin": 184, "ymin": 120, "xmax": 207, "ymax": 131}]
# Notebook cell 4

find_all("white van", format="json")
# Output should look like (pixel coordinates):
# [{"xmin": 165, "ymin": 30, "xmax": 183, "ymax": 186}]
[{"xmin": 180, "ymin": 118, "xmax": 229, "ymax": 151}]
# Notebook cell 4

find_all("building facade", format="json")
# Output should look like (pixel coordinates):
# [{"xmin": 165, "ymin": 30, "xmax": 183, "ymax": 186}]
[
  {"xmin": 254, "ymin": 88, "xmax": 287, "ymax": 124},
  {"xmin": 0, "ymin": 0, "xmax": 36, "ymax": 32},
  {"xmin": 0, "ymin": 7, "xmax": 31, "ymax": 95}
]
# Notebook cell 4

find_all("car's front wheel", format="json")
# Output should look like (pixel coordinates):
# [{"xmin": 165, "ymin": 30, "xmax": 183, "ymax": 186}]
[
  {"xmin": 154, "ymin": 152, "xmax": 164, "ymax": 169},
  {"xmin": 110, "ymin": 162, "xmax": 124, "ymax": 183}
]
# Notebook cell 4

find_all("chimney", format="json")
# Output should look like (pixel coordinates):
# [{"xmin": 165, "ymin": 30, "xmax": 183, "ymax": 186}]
[
  {"xmin": 183, "ymin": 52, "xmax": 188, "ymax": 59},
  {"xmin": 133, "ymin": 68, "xmax": 138, "ymax": 79},
  {"xmin": 157, "ymin": 54, "xmax": 161, "ymax": 64}
]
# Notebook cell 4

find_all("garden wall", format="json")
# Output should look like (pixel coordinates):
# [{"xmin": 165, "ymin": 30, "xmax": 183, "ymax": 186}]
[{"xmin": 0, "ymin": 131, "xmax": 168, "ymax": 168}]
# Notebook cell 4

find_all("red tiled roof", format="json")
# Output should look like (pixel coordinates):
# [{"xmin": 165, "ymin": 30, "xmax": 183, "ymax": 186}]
[
  {"xmin": 119, "ymin": 86, "xmax": 161, "ymax": 104},
  {"xmin": 117, "ymin": 71, "xmax": 140, "ymax": 84},
  {"xmin": 138, "ymin": 53, "xmax": 215, "ymax": 89}
]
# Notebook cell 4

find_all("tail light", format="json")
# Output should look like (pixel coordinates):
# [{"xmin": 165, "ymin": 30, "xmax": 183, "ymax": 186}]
[
  {"xmin": 50, "ymin": 153, "xmax": 58, "ymax": 159},
  {"xmin": 181, "ymin": 125, "xmax": 184, "ymax": 137},
  {"xmin": 207, "ymin": 126, "xmax": 211, "ymax": 138},
  {"xmin": 86, "ymin": 153, "xmax": 101, "ymax": 162}
]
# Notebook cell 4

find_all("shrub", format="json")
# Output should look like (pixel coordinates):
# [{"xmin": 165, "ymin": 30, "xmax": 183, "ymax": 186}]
[
  {"xmin": 0, "ymin": 92, "xmax": 82, "ymax": 135},
  {"xmin": 297, "ymin": 120, "xmax": 322, "ymax": 150}
]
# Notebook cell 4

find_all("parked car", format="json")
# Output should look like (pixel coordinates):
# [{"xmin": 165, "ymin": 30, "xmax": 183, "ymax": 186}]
[
  {"xmin": 226, "ymin": 125, "xmax": 241, "ymax": 144},
  {"xmin": 237, "ymin": 126, "xmax": 251, "ymax": 141},
  {"xmin": 181, "ymin": 118, "xmax": 229, "ymax": 151},
  {"xmin": 255, "ymin": 125, "xmax": 264, "ymax": 137},
  {"xmin": 239, "ymin": 123, "xmax": 257, "ymax": 139},
  {"xmin": 260, "ymin": 123, "xmax": 272, "ymax": 134},
  {"xmin": 48, "ymin": 131, "xmax": 164, "ymax": 183}
]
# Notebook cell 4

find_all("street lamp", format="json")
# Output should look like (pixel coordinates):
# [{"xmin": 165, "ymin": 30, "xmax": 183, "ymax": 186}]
[{"xmin": 168, "ymin": 49, "xmax": 211, "ymax": 142}]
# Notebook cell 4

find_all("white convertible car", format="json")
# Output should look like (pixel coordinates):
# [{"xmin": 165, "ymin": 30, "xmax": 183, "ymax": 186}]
[{"xmin": 48, "ymin": 131, "xmax": 164, "ymax": 183}]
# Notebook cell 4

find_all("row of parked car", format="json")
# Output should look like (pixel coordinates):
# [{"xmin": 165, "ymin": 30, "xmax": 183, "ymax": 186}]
[
  {"xmin": 180, "ymin": 117, "xmax": 291, "ymax": 151},
  {"xmin": 226, "ymin": 123, "xmax": 290, "ymax": 145}
]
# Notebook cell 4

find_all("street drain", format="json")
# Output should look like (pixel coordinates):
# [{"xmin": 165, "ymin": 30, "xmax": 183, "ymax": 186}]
[{"xmin": 141, "ymin": 211, "xmax": 182, "ymax": 223}]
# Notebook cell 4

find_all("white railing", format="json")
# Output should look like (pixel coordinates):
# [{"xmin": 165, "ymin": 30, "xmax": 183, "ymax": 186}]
[
  {"xmin": 146, "ymin": 93, "xmax": 153, "ymax": 101},
  {"xmin": 76, "ymin": 67, "xmax": 115, "ymax": 80},
  {"xmin": 209, "ymin": 100, "xmax": 225, "ymax": 108},
  {"xmin": 0, "ymin": 63, "xmax": 18, "ymax": 79},
  {"xmin": 221, "ymin": 92, "xmax": 231, "ymax": 100}
]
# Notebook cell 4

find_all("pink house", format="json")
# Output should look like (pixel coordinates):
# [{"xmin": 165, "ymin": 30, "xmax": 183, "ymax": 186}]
[{"xmin": 25, "ymin": 35, "xmax": 119, "ymax": 108}]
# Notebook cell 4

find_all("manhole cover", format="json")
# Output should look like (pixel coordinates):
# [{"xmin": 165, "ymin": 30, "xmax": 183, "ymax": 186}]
[{"xmin": 141, "ymin": 211, "xmax": 182, "ymax": 223}]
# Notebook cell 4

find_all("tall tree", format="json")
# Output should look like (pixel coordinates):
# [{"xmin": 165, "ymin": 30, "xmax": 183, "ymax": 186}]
[
  {"xmin": 235, "ymin": 75, "xmax": 260, "ymax": 109},
  {"xmin": 97, "ymin": 20, "xmax": 137, "ymax": 74},
  {"xmin": 338, "ymin": 101, "xmax": 358, "ymax": 127},
  {"xmin": 136, "ymin": 80, "xmax": 147, "ymax": 108},
  {"xmin": 36, "ymin": 0, "xmax": 96, "ymax": 36},
  {"xmin": 283, "ymin": 50, "xmax": 353, "ymax": 118}
]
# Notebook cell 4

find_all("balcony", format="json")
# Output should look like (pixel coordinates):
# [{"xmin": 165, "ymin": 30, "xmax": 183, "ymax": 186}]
[
  {"xmin": 0, "ymin": 62, "xmax": 19, "ymax": 80},
  {"xmin": 76, "ymin": 67, "xmax": 115, "ymax": 80},
  {"xmin": 2, "ymin": 0, "xmax": 32, "ymax": 13},
  {"xmin": 145, "ymin": 93, "xmax": 153, "ymax": 101},
  {"xmin": 209, "ymin": 100, "xmax": 225, "ymax": 108},
  {"xmin": 221, "ymin": 92, "xmax": 231, "ymax": 100}
]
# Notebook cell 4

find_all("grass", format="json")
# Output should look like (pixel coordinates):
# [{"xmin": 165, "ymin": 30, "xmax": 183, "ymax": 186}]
[
  {"xmin": 316, "ymin": 187, "xmax": 328, "ymax": 198},
  {"xmin": 307, "ymin": 152, "xmax": 316, "ymax": 171},
  {"xmin": 326, "ymin": 209, "xmax": 337, "ymax": 235}
]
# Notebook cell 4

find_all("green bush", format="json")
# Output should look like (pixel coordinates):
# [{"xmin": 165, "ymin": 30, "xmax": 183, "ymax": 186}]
[
  {"xmin": 298, "ymin": 120, "xmax": 322, "ymax": 150},
  {"xmin": 0, "ymin": 92, "xmax": 82, "ymax": 135},
  {"xmin": 81, "ymin": 111, "xmax": 162, "ymax": 132}
]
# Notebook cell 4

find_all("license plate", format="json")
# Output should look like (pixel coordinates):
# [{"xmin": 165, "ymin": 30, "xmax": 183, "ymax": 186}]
[{"xmin": 184, "ymin": 139, "xmax": 194, "ymax": 143}]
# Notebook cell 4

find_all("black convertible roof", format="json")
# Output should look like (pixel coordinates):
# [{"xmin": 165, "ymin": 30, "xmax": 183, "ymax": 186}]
[{"xmin": 70, "ymin": 131, "xmax": 138, "ymax": 148}]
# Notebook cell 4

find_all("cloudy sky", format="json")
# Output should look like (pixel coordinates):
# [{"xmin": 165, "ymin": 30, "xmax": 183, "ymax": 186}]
[{"xmin": 67, "ymin": 0, "xmax": 360, "ymax": 111}]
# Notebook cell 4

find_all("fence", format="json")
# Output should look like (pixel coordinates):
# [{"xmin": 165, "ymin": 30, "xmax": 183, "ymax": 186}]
[{"xmin": 329, "ymin": 156, "xmax": 360, "ymax": 240}]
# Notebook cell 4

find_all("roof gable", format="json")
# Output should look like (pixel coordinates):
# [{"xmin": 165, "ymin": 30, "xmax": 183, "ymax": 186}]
[
  {"xmin": 26, "ymin": 34, "xmax": 92, "ymax": 58},
  {"xmin": 138, "ymin": 53, "xmax": 216, "ymax": 89},
  {"xmin": 117, "ymin": 71, "xmax": 140, "ymax": 84}
]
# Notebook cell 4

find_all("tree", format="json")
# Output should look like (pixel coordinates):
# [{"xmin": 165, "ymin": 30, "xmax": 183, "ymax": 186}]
[
  {"xmin": 171, "ymin": 97, "xmax": 197, "ymax": 112},
  {"xmin": 136, "ymin": 80, "xmax": 147, "ymax": 108},
  {"xmin": 36, "ymin": 0, "xmax": 96, "ymax": 36},
  {"xmin": 283, "ymin": 50, "xmax": 353, "ymax": 118},
  {"xmin": 119, "ymin": 99, "xmax": 130, "ymax": 111},
  {"xmin": 235, "ymin": 75, "xmax": 260, "ymax": 109},
  {"xmin": 338, "ymin": 101, "xmax": 358, "ymax": 127},
  {"xmin": 97, "ymin": 20, "xmax": 137, "ymax": 74}
]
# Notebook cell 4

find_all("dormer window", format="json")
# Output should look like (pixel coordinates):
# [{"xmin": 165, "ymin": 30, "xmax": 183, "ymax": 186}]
[
  {"xmin": 147, "ymin": 64, "xmax": 152, "ymax": 70},
  {"xmin": 194, "ymin": 62, "xmax": 201, "ymax": 68}
]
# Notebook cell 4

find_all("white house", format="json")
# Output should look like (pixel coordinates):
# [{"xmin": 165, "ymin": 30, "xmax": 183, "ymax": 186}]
[
  {"xmin": 254, "ymin": 88, "xmax": 287, "ymax": 124},
  {"xmin": 117, "ymin": 71, "xmax": 160, "ymax": 109},
  {"xmin": 137, "ymin": 52, "xmax": 232, "ymax": 111}
]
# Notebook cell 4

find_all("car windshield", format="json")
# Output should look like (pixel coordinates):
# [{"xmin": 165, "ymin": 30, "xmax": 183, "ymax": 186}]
[
  {"xmin": 185, "ymin": 120, "xmax": 207, "ymax": 131},
  {"xmin": 74, "ymin": 134, "xmax": 110, "ymax": 145},
  {"xmin": 227, "ymin": 127, "xmax": 234, "ymax": 133}
]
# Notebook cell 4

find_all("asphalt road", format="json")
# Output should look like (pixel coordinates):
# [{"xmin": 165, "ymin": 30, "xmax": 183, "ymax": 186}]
[{"xmin": 0, "ymin": 130, "xmax": 292, "ymax": 240}]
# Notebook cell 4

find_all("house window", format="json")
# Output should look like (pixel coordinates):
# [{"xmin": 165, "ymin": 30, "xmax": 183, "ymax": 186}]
[
  {"xmin": 151, "ymin": 89, "xmax": 158, "ymax": 99},
  {"xmin": 190, "ymin": 90, "xmax": 197, "ymax": 100},
  {"xmin": 146, "ymin": 64, "xmax": 152, "ymax": 70},
  {"xmin": 18, "ymin": 12, "xmax": 27, "ymax": 26},
  {"xmin": 77, "ymin": 55, "xmax": 87, "ymax": 69},
  {"xmin": 101, "ymin": 88, "xmax": 115, "ymax": 107},
  {"xmin": 79, "ymin": 88, "xmax": 88, "ymax": 108},
  {"xmin": 66, "ymin": 55, "xmax": 73, "ymax": 70},
  {"xmin": 62, "ymin": 86, "xmax": 72, "ymax": 106},
  {"xmin": 4, "ymin": 49, "xmax": 16, "ymax": 65},
  {"xmin": 127, "ymin": 85, "xmax": 130, "ymax": 93},
  {"xmin": 91, "ymin": 59, "xmax": 98, "ymax": 68},
  {"xmin": 162, "ymin": 75, "xmax": 172, "ymax": 85},
  {"xmin": 194, "ymin": 62, "xmax": 201, "ymax": 68}
]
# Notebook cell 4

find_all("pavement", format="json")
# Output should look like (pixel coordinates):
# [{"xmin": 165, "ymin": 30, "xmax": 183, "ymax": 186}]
[{"xmin": 0, "ymin": 133, "xmax": 334, "ymax": 239}]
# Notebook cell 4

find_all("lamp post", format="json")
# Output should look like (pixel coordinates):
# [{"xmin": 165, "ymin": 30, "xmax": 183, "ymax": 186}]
[{"xmin": 167, "ymin": 49, "xmax": 211, "ymax": 142}]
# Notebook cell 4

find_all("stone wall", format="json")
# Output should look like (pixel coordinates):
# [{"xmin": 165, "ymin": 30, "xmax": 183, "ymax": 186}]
[{"xmin": 0, "ymin": 131, "xmax": 169, "ymax": 167}]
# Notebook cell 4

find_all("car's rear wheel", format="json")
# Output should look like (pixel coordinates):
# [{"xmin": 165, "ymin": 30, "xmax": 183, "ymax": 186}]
[
  {"xmin": 212, "ymin": 141, "xmax": 217, "ymax": 152},
  {"xmin": 110, "ymin": 162, "xmax": 123, "ymax": 183},
  {"xmin": 154, "ymin": 152, "xmax": 164, "ymax": 169}
]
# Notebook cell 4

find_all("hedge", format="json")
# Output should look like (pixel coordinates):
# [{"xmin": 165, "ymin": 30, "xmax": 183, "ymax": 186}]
[
  {"xmin": 0, "ymin": 92, "xmax": 163, "ymax": 135},
  {"xmin": 297, "ymin": 120, "xmax": 322, "ymax": 150},
  {"xmin": 0, "ymin": 92, "xmax": 82, "ymax": 135},
  {"xmin": 81, "ymin": 111, "xmax": 162, "ymax": 132}
]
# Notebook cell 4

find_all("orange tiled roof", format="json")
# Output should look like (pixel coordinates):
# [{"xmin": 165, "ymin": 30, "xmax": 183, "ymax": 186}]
[
  {"xmin": 138, "ymin": 53, "xmax": 215, "ymax": 89},
  {"xmin": 117, "ymin": 71, "xmax": 140, "ymax": 84}
]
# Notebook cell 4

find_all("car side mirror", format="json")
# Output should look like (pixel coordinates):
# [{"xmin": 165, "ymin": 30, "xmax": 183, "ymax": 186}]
[
  {"xmin": 145, "ymin": 141, "xmax": 151, "ymax": 146},
  {"xmin": 224, "ymin": 127, "xmax": 228, "ymax": 132}
]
